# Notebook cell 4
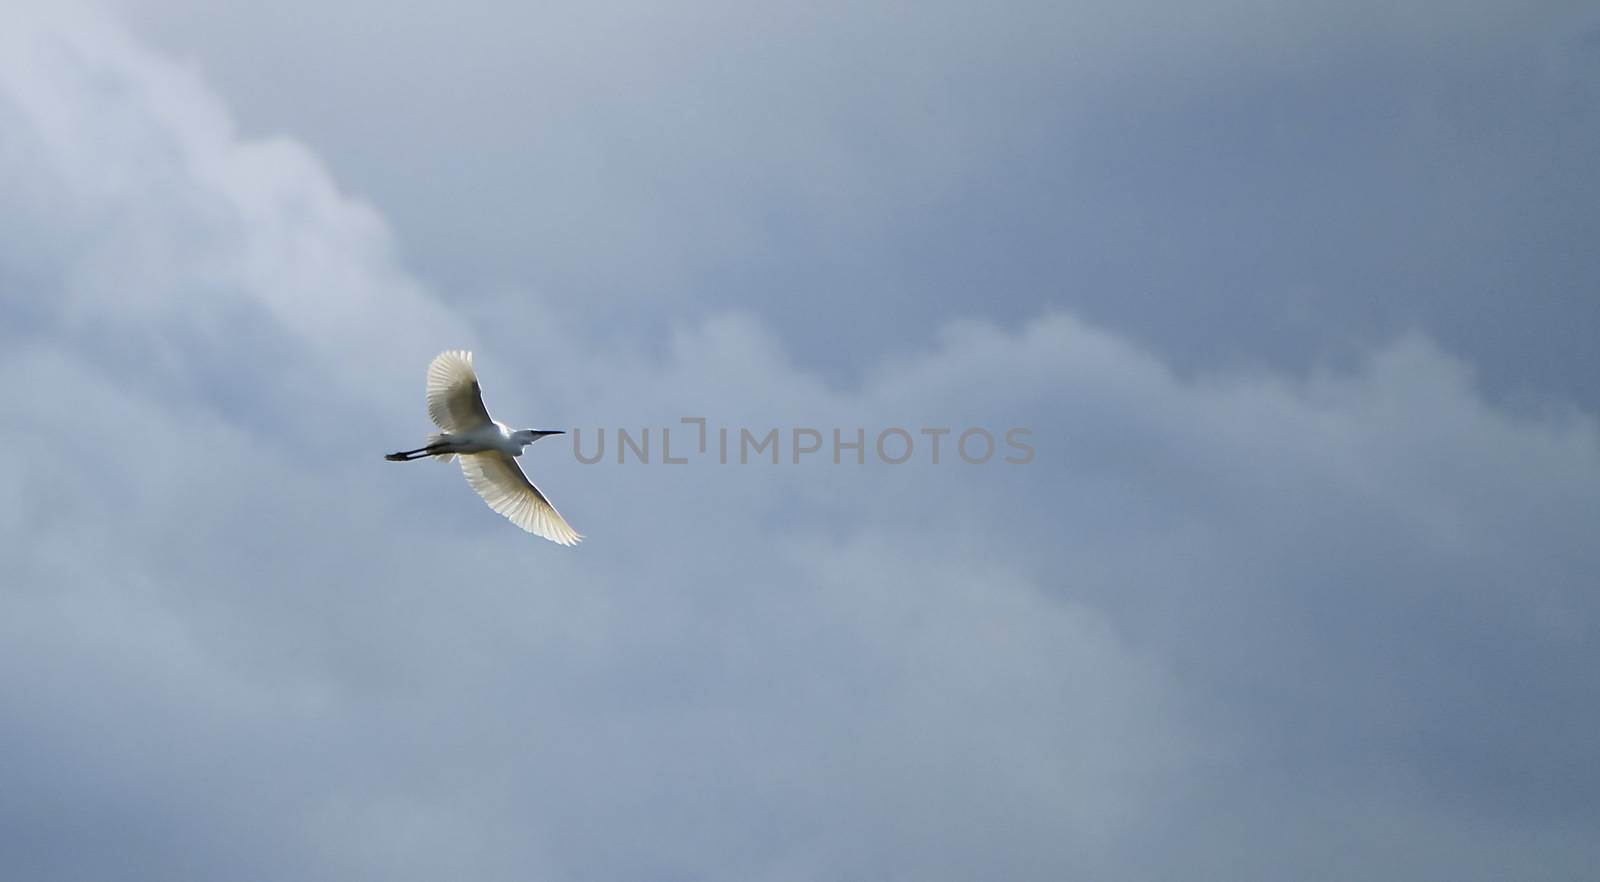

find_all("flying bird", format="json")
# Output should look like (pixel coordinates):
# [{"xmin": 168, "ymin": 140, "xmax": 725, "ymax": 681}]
[{"xmin": 386, "ymin": 350, "xmax": 582, "ymax": 545}]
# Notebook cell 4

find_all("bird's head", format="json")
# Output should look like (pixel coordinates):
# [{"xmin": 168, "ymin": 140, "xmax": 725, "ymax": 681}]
[{"xmin": 512, "ymin": 429, "xmax": 565, "ymax": 451}]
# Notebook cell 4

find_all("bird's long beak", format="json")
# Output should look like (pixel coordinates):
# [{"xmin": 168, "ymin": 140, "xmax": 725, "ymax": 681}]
[{"xmin": 534, "ymin": 430, "xmax": 565, "ymax": 439}]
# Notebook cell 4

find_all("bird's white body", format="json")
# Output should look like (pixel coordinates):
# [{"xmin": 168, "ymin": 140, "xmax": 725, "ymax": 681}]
[
  {"xmin": 387, "ymin": 351, "xmax": 582, "ymax": 545},
  {"xmin": 431, "ymin": 421, "xmax": 527, "ymax": 458}
]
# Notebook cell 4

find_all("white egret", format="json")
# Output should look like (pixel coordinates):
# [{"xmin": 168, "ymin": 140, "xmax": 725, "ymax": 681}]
[{"xmin": 386, "ymin": 351, "xmax": 582, "ymax": 545}]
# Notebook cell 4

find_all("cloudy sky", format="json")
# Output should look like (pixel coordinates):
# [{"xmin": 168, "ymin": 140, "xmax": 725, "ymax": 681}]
[{"xmin": 2, "ymin": 1, "xmax": 1597, "ymax": 879}]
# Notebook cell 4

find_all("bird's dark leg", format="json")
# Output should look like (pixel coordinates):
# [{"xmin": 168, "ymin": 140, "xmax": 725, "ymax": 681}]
[{"xmin": 385, "ymin": 446, "xmax": 437, "ymax": 461}]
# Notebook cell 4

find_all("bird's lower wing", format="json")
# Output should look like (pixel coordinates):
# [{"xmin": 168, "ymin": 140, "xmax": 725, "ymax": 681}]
[{"xmin": 459, "ymin": 452, "xmax": 583, "ymax": 546}]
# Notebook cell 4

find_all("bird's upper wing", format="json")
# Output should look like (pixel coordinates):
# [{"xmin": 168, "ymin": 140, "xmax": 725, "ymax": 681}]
[
  {"xmin": 426, "ymin": 350, "xmax": 493, "ymax": 432},
  {"xmin": 459, "ymin": 452, "xmax": 583, "ymax": 546}
]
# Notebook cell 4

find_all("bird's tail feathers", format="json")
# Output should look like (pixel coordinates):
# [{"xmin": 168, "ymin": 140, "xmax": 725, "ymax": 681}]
[{"xmin": 427, "ymin": 433, "xmax": 457, "ymax": 463}]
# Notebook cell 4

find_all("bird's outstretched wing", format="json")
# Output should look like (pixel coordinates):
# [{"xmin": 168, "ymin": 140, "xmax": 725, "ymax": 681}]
[
  {"xmin": 459, "ymin": 452, "xmax": 583, "ymax": 546},
  {"xmin": 426, "ymin": 350, "xmax": 493, "ymax": 432}
]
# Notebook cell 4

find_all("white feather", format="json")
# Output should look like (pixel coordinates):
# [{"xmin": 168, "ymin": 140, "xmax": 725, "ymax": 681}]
[
  {"xmin": 426, "ymin": 350, "xmax": 491, "ymax": 433},
  {"xmin": 459, "ymin": 452, "xmax": 583, "ymax": 545}
]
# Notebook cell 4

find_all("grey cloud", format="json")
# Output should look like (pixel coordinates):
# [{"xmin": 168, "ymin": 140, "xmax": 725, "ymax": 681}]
[
  {"xmin": 101, "ymin": 0, "xmax": 1600, "ymax": 412},
  {"xmin": 3, "ymin": 5, "xmax": 1599, "ymax": 882}
]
